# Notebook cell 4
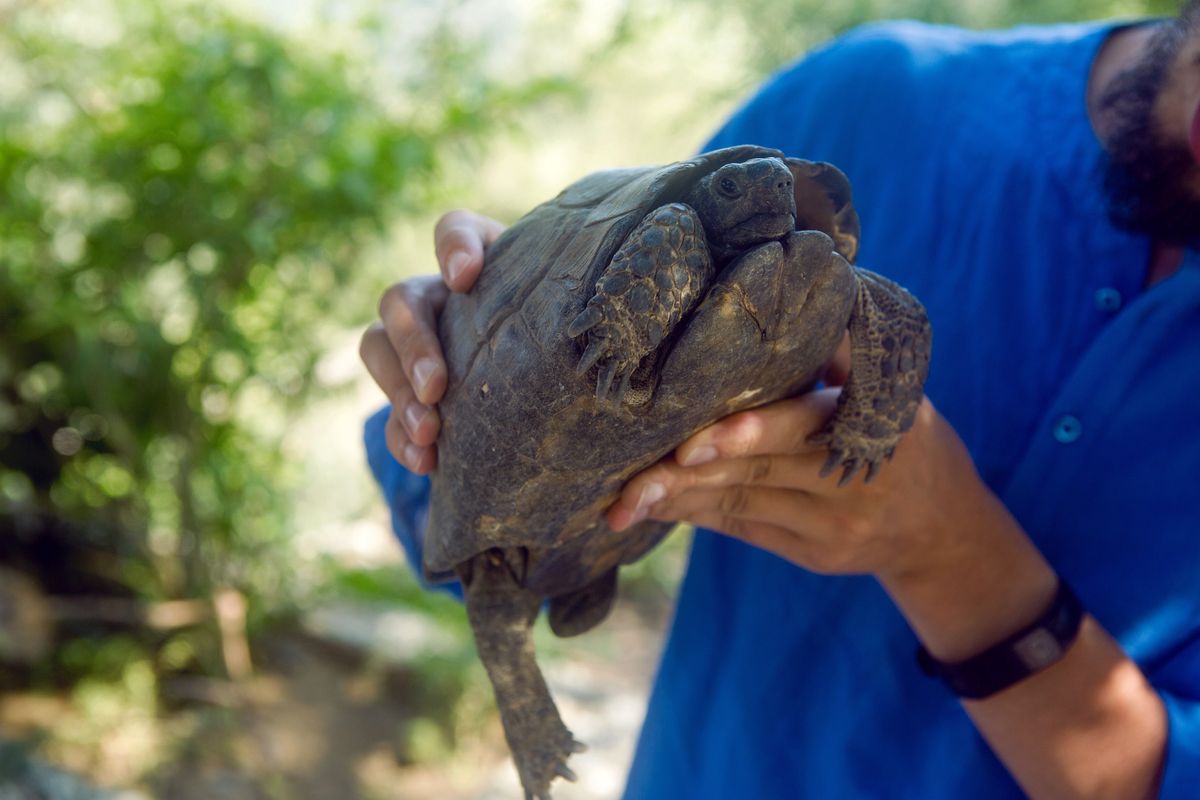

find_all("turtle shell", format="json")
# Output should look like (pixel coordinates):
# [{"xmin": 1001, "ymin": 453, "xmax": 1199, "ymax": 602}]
[{"xmin": 424, "ymin": 145, "xmax": 859, "ymax": 596}]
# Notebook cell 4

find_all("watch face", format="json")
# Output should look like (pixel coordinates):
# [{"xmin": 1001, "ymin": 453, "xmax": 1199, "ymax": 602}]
[{"xmin": 1013, "ymin": 628, "xmax": 1064, "ymax": 670}]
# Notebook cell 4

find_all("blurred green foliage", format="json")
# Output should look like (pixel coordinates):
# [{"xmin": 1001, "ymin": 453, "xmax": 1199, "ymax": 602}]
[{"xmin": 0, "ymin": 0, "xmax": 569, "ymax": 680}]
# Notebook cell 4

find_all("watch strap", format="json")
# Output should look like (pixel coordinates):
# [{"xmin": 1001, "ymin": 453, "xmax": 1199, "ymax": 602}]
[{"xmin": 916, "ymin": 580, "xmax": 1084, "ymax": 700}]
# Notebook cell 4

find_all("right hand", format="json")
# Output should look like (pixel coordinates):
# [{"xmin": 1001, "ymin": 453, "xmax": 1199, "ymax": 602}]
[{"xmin": 359, "ymin": 209, "xmax": 506, "ymax": 473}]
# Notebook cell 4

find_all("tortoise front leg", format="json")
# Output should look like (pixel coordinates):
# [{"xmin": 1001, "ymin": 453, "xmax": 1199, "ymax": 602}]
[
  {"xmin": 567, "ymin": 203, "xmax": 713, "ymax": 405},
  {"xmin": 457, "ymin": 549, "xmax": 584, "ymax": 800},
  {"xmin": 808, "ymin": 267, "xmax": 932, "ymax": 485}
]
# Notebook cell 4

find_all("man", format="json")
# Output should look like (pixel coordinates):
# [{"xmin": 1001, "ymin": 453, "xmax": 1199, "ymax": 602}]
[{"xmin": 360, "ymin": 4, "xmax": 1200, "ymax": 797}]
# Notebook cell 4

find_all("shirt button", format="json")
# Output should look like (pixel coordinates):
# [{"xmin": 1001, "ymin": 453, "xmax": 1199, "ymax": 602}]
[
  {"xmin": 1052, "ymin": 415, "xmax": 1083, "ymax": 444},
  {"xmin": 1094, "ymin": 287, "xmax": 1122, "ymax": 312}
]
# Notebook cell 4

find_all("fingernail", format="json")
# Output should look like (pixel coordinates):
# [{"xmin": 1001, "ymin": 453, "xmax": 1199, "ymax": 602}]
[
  {"xmin": 680, "ymin": 445, "xmax": 717, "ymax": 467},
  {"xmin": 412, "ymin": 357, "xmax": 437, "ymax": 394},
  {"xmin": 636, "ymin": 482, "xmax": 666, "ymax": 511},
  {"xmin": 624, "ymin": 507, "xmax": 649, "ymax": 527},
  {"xmin": 404, "ymin": 402, "xmax": 426, "ymax": 434},
  {"xmin": 447, "ymin": 251, "xmax": 470, "ymax": 284},
  {"xmin": 403, "ymin": 443, "xmax": 423, "ymax": 469}
]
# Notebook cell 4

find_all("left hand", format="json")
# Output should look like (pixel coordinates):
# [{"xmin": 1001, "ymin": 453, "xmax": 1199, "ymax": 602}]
[{"xmin": 607, "ymin": 388, "xmax": 998, "ymax": 583}]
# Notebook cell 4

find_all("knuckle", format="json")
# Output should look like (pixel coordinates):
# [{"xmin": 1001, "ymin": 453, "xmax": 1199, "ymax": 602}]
[
  {"xmin": 660, "ymin": 466, "xmax": 689, "ymax": 494},
  {"xmin": 436, "ymin": 222, "xmax": 483, "ymax": 259},
  {"xmin": 385, "ymin": 413, "xmax": 409, "ymax": 456},
  {"xmin": 435, "ymin": 208, "xmax": 473, "ymax": 239},
  {"xmin": 381, "ymin": 290, "xmax": 419, "ymax": 332},
  {"xmin": 746, "ymin": 455, "xmax": 772, "ymax": 482},
  {"xmin": 378, "ymin": 282, "xmax": 407, "ymax": 317},
  {"xmin": 358, "ymin": 324, "xmax": 384, "ymax": 361},
  {"xmin": 483, "ymin": 217, "xmax": 506, "ymax": 241},
  {"xmin": 718, "ymin": 486, "xmax": 750, "ymax": 516},
  {"xmin": 728, "ymin": 412, "xmax": 764, "ymax": 452},
  {"xmin": 840, "ymin": 512, "xmax": 875, "ymax": 543},
  {"xmin": 382, "ymin": 277, "xmax": 442, "ymax": 320}
]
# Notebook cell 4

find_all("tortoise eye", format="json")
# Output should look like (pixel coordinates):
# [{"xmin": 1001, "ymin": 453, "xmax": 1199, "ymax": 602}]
[{"xmin": 717, "ymin": 176, "xmax": 741, "ymax": 198}]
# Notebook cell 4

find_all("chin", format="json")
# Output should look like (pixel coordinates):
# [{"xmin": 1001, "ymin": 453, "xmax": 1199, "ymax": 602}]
[{"xmin": 1103, "ymin": 157, "xmax": 1200, "ymax": 247}]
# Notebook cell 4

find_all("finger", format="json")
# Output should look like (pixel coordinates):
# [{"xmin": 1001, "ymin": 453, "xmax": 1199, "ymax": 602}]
[
  {"xmin": 378, "ymin": 276, "xmax": 450, "ymax": 405},
  {"xmin": 434, "ymin": 209, "xmax": 506, "ymax": 293},
  {"xmin": 678, "ymin": 512, "xmax": 802, "ymax": 561},
  {"xmin": 398, "ymin": 397, "xmax": 441, "ymax": 448},
  {"xmin": 674, "ymin": 389, "xmax": 841, "ymax": 466},
  {"xmin": 361, "ymin": 325, "xmax": 443, "ymax": 447},
  {"xmin": 610, "ymin": 452, "xmax": 827, "ymax": 528},
  {"xmin": 360, "ymin": 322, "xmax": 407, "ymax": 401},
  {"xmin": 385, "ymin": 410, "xmax": 437, "ymax": 474},
  {"xmin": 648, "ymin": 485, "xmax": 819, "ymax": 535}
]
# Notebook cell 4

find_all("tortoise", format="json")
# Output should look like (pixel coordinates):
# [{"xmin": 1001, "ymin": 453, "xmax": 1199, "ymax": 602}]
[{"xmin": 424, "ymin": 144, "xmax": 931, "ymax": 798}]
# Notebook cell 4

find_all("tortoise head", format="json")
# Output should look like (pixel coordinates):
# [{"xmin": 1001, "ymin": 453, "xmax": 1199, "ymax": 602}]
[{"xmin": 684, "ymin": 157, "xmax": 796, "ymax": 251}]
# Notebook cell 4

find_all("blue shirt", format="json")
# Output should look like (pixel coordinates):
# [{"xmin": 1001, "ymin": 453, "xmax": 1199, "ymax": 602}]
[{"xmin": 366, "ymin": 20, "xmax": 1200, "ymax": 798}]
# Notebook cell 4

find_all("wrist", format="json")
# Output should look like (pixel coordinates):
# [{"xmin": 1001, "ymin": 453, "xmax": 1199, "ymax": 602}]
[{"xmin": 877, "ymin": 486, "xmax": 1058, "ymax": 663}]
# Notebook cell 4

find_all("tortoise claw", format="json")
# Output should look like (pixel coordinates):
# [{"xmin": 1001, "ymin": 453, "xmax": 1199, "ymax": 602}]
[
  {"xmin": 567, "ymin": 304, "xmax": 603, "ymax": 338},
  {"xmin": 590, "ymin": 359, "xmax": 638, "ymax": 406},
  {"xmin": 614, "ymin": 370, "xmax": 633, "ymax": 406},
  {"xmin": 818, "ymin": 449, "xmax": 841, "ymax": 478},
  {"xmin": 810, "ymin": 415, "xmax": 903, "ymax": 486},
  {"xmin": 577, "ymin": 336, "xmax": 607, "ymax": 375},
  {"xmin": 596, "ymin": 360, "xmax": 618, "ymax": 399},
  {"xmin": 837, "ymin": 459, "xmax": 862, "ymax": 487}
]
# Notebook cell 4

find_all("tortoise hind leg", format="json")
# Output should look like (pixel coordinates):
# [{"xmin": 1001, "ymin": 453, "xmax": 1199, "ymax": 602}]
[
  {"xmin": 548, "ymin": 567, "xmax": 618, "ymax": 638},
  {"xmin": 457, "ymin": 549, "xmax": 584, "ymax": 799}
]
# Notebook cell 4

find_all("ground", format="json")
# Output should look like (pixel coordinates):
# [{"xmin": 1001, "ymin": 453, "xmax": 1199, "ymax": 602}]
[{"xmin": 0, "ymin": 545, "xmax": 683, "ymax": 800}]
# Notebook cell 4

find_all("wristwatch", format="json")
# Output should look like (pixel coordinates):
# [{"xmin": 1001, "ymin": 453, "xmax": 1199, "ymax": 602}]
[{"xmin": 916, "ymin": 580, "xmax": 1084, "ymax": 700}]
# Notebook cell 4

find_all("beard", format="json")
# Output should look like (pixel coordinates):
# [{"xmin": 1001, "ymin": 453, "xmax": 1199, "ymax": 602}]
[{"xmin": 1099, "ymin": 1, "xmax": 1200, "ymax": 247}]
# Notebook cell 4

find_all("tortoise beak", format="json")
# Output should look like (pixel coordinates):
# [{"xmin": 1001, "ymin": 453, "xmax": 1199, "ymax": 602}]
[{"xmin": 727, "ymin": 211, "xmax": 796, "ymax": 245}]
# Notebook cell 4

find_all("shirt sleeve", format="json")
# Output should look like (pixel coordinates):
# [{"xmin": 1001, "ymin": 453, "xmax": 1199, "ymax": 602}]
[{"xmin": 363, "ymin": 405, "xmax": 462, "ymax": 598}]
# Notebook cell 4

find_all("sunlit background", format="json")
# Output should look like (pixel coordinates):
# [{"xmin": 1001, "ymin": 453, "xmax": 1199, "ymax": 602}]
[{"xmin": 0, "ymin": 0, "xmax": 1179, "ymax": 797}]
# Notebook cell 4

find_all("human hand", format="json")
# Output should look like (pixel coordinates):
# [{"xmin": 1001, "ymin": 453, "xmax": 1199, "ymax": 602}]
[
  {"xmin": 606, "ymin": 386, "xmax": 997, "ymax": 584},
  {"xmin": 359, "ymin": 210, "xmax": 506, "ymax": 473}
]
